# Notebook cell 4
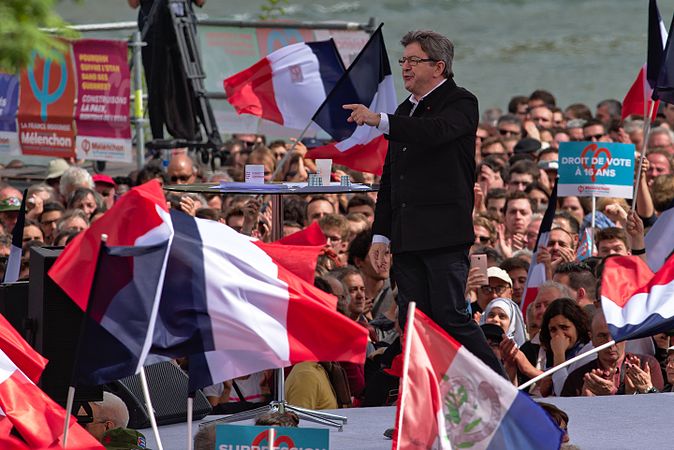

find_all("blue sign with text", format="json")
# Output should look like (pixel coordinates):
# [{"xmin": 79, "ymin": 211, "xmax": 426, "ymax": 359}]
[
  {"xmin": 558, "ymin": 141, "xmax": 635, "ymax": 198},
  {"xmin": 215, "ymin": 424, "xmax": 329, "ymax": 450}
]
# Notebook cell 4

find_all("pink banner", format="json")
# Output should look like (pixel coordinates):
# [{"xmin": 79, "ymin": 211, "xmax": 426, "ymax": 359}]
[{"xmin": 73, "ymin": 39, "xmax": 132, "ymax": 162}]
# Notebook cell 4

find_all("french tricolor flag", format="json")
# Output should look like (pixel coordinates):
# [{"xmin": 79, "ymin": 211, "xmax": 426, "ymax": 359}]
[
  {"xmin": 601, "ymin": 254, "xmax": 674, "ymax": 341},
  {"xmin": 306, "ymin": 25, "xmax": 397, "ymax": 175},
  {"xmin": 393, "ymin": 307, "xmax": 563, "ymax": 450},
  {"xmin": 223, "ymin": 40, "xmax": 345, "ymax": 130},
  {"xmin": 155, "ymin": 210, "xmax": 368, "ymax": 391},
  {"xmin": 622, "ymin": 0, "xmax": 667, "ymax": 119}
]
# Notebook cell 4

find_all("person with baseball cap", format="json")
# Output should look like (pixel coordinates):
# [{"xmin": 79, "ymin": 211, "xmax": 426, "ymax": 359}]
[
  {"xmin": 92, "ymin": 174, "xmax": 117, "ymax": 210},
  {"xmin": 471, "ymin": 266, "xmax": 513, "ymax": 318}
]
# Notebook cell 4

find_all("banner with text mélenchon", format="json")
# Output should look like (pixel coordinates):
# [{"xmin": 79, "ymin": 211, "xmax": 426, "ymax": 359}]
[{"xmin": 2, "ymin": 39, "xmax": 132, "ymax": 162}]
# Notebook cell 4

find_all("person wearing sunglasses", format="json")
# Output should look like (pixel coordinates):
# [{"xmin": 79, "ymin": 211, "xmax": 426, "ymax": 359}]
[
  {"xmin": 167, "ymin": 153, "xmax": 198, "ymax": 185},
  {"xmin": 343, "ymin": 30, "xmax": 506, "ymax": 377},
  {"xmin": 581, "ymin": 118, "xmax": 609, "ymax": 142}
]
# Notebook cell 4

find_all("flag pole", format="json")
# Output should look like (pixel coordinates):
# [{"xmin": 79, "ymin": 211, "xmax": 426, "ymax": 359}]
[
  {"xmin": 186, "ymin": 396, "xmax": 194, "ymax": 450},
  {"xmin": 140, "ymin": 366, "xmax": 164, "ymax": 450},
  {"xmin": 517, "ymin": 340, "xmax": 616, "ymax": 391},
  {"xmin": 632, "ymin": 101, "xmax": 657, "ymax": 211},
  {"xmin": 394, "ymin": 302, "xmax": 417, "ymax": 449},
  {"xmin": 63, "ymin": 233, "xmax": 110, "ymax": 447},
  {"xmin": 591, "ymin": 194, "xmax": 596, "ymax": 230},
  {"xmin": 271, "ymin": 120, "xmax": 314, "ymax": 181}
]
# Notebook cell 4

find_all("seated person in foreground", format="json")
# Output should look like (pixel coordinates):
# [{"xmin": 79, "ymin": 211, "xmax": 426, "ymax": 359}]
[
  {"xmin": 561, "ymin": 312, "xmax": 663, "ymax": 396},
  {"xmin": 285, "ymin": 361, "xmax": 338, "ymax": 410}
]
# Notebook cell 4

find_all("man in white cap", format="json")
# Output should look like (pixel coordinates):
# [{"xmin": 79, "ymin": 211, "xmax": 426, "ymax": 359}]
[{"xmin": 471, "ymin": 266, "xmax": 513, "ymax": 318}]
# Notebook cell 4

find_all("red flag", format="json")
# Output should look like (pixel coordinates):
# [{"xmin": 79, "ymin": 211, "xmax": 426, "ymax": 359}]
[
  {"xmin": 622, "ymin": 66, "xmax": 660, "ymax": 120},
  {"xmin": 49, "ymin": 180, "xmax": 172, "ymax": 310},
  {"xmin": 255, "ymin": 241, "xmax": 323, "ymax": 285},
  {"xmin": 0, "ymin": 349, "xmax": 103, "ymax": 449},
  {"xmin": 0, "ymin": 314, "xmax": 47, "ymax": 384},
  {"xmin": 275, "ymin": 221, "xmax": 327, "ymax": 246}
]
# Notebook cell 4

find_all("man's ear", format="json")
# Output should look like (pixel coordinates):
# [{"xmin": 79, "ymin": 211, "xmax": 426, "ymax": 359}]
[
  {"xmin": 577, "ymin": 287, "xmax": 586, "ymax": 301},
  {"xmin": 353, "ymin": 256, "xmax": 364, "ymax": 269}
]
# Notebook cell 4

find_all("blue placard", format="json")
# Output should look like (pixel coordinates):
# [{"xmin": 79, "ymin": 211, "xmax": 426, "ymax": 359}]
[
  {"xmin": 215, "ymin": 424, "xmax": 329, "ymax": 450},
  {"xmin": 558, "ymin": 141, "xmax": 635, "ymax": 199}
]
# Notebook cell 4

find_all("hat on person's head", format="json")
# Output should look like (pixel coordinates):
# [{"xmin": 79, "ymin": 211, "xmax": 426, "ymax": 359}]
[
  {"xmin": 102, "ymin": 428, "xmax": 149, "ymax": 450},
  {"xmin": 480, "ymin": 323, "xmax": 505, "ymax": 344},
  {"xmin": 92, "ymin": 174, "xmax": 117, "ymax": 188},
  {"xmin": 45, "ymin": 159, "xmax": 70, "ymax": 180},
  {"xmin": 0, "ymin": 197, "xmax": 21, "ymax": 212},
  {"xmin": 513, "ymin": 138, "xmax": 542, "ymax": 155},
  {"xmin": 487, "ymin": 266, "xmax": 512, "ymax": 286}
]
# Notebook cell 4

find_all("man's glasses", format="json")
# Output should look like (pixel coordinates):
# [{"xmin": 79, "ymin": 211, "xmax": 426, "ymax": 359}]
[
  {"xmin": 398, "ymin": 56, "xmax": 438, "ymax": 66},
  {"xmin": 480, "ymin": 285, "xmax": 509, "ymax": 295},
  {"xmin": 475, "ymin": 236, "xmax": 491, "ymax": 244},
  {"xmin": 498, "ymin": 129, "xmax": 520, "ymax": 137},
  {"xmin": 584, "ymin": 134, "xmax": 604, "ymax": 141}
]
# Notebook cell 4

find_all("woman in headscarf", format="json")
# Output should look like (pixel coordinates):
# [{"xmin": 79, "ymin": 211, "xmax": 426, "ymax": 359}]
[{"xmin": 480, "ymin": 297, "xmax": 527, "ymax": 347}]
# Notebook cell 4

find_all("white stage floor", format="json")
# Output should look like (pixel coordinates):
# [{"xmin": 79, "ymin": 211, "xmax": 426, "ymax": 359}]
[{"xmin": 141, "ymin": 393, "xmax": 674, "ymax": 450}]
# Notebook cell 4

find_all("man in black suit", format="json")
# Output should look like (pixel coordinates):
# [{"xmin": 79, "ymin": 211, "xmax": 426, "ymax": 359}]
[{"xmin": 344, "ymin": 30, "xmax": 505, "ymax": 375}]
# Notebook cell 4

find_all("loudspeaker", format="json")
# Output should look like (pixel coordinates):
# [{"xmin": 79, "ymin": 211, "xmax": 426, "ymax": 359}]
[
  {"xmin": 27, "ymin": 247, "xmax": 102, "ymax": 405},
  {"xmin": 0, "ymin": 281, "xmax": 30, "ymax": 341},
  {"xmin": 107, "ymin": 361, "xmax": 212, "ymax": 428}
]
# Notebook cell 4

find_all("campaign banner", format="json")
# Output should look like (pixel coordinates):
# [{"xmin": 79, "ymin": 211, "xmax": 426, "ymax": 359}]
[
  {"xmin": 558, "ymin": 141, "xmax": 635, "ymax": 199},
  {"xmin": 0, "ymin": 74, "xmax": 20, "ymax": 156},
  {"xmin": 215, "ymin": 424, "xmax": 328, "ymax": 450},
  {"xmin": 73, "ymin": 39, "xmax": 132, "ymax": 163},
  {"xmin": 18, "ymin": 46, "xmax": 77, "ymax": 158}
]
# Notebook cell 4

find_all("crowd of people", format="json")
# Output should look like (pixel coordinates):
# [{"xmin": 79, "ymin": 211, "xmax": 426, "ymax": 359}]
[{"xmin": 3, "ymin": 89, "xmax": 674, "ymax": 447}]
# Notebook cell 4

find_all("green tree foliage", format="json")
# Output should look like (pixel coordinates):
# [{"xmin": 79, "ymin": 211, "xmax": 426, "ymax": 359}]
[
  {"xmin": 259, "ymin": 0, "xmax": 289, "ymax": 20},
  {"xmin": 0, "ymin": 0, "xmax": 77, "ymax": 73}
]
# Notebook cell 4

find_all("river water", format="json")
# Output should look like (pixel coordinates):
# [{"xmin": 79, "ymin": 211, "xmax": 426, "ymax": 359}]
[{"xmin": 55, "ymin": 0, "xmax": 674, "ymax": 115}]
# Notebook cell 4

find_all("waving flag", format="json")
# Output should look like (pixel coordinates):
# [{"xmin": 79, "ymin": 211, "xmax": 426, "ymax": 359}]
[
  {"xmin": 306, "ymin": 25, "xmax": 397, "ymax": 175},
  {"xmin": 52, "ymin": 183, "xmax": 367, "ymax": 393},
  {"xmin": 49, "ymin": 180, "xmax": 172, "ymax": 310},
  {"xmin": 575, "ymin": 227, "xmax": 595, "ymax": 261},
  {"xmin": 154, "ymin": 210, "xmax": 366, "ymax": 391},
  {"xmin": 521, "ymin": 179, "xmax": 558, "ymax": 316},
  {"xmin": 653, "ymin": 4, "xmax": 674, "ymax": 104},
  {"xmin": 622, "ymin": 0, "xmax": 668, "ymax": 119},
  {"xmin": 393, "ymin": 307, "xmax": 563, "ymax": 450},
  {"xmin": 601, "ymin": 254, "xmax": 674, "ymax": 341},
  {"xmin": 73, "ymin": 241, "xmax": 170, "ymax": 387},
  {"xmin": 223, "ymin": 40, "xmax": 345, "ymax": 129},
  {"xmin": 0, "ymin": 348, "xmax": 103, "ymax": 449},
  {"xmin": 0, "ymin": 314, "xmax": 47, "ymax": 384}
]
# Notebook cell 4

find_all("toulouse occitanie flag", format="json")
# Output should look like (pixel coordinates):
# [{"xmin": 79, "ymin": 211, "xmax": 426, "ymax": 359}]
[
  {"xmin": 223, "ymin": 39, "xmax": 345, "ymax": 130},
  {"xmin": 394, "ymin": 307, "xmax": 563, "ymax": 450}
]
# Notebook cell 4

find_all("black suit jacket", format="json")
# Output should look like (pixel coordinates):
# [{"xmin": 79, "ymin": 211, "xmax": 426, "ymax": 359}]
[{"xmin": 372, "ymin": 78, "xmax": 478, "ymax": 254}]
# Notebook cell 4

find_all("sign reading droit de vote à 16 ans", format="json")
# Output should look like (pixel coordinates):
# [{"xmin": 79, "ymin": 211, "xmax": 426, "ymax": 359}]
[
  {"xmin": 0, "ymin": 73, "xmax": 20, "ymax": 156},
  {"xmin": 18, "ymin": 45, "xmax": 77, "ymax": 158},
  {"xmin": 558, "ymin": 141, "xmax": 635, "ymax": 199},
  {"xmin": 73, "ymin": 39, "xmax": 132, "ymax": 163},
  {"xmin": 215, "ymin": 424, "xmax": 328, "ymax": 450}
]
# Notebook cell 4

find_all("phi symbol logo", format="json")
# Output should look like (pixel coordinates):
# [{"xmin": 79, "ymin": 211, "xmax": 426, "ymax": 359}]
[
  {"xmin": 251, "ymin": 430, "xmax": 295, "ymax": 447},
  {"xmin": 81, "ymin": 139, "xmax": 91, "ymax": 154},
  {"xmin": 577, "ymin": 185, "xmax": 584, "ymax": 194},
  {"xmin": 27, "ymin": 51, "xmax": 68, "ymax": 122},
  {"xmin": 580, "ymin": 143, "xmax": 611, "ymax": 183}
]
